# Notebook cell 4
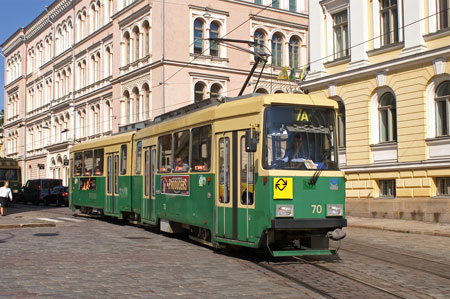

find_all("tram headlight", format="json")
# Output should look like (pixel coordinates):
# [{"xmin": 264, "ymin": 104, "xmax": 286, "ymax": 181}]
[
  {"xmin": 276, "ymin": 205, "xmax": 294, "ymax": 218},
  {"xmin": 327, "ymin": 204, "xmax": 343, "ymax": 216}
]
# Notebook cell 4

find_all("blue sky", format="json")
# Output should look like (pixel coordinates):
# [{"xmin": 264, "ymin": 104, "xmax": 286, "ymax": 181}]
[{"xmin": 0, "ymin": 0, "xmax": 54, "ymax": 111}]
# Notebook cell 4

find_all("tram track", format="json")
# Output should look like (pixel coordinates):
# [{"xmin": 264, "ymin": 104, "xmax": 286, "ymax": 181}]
[
  {"xmin": 239, "ymin": 252, "xmax": 407, "ymax": 299},
  {"xmin": 336, "ymin": 241, "xmax": 450, "ymax": 281}
]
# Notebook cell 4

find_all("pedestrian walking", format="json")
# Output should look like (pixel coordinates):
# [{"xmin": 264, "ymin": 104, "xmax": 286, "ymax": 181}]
[{"xmin": 0, "ymin": 181, "xmax": 13, "ymax": 216}]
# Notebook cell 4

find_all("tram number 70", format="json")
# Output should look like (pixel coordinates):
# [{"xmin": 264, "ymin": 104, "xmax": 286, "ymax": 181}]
[{"xmin": 311, "ymin": 204, "xmax": 323, "ymax": 214}]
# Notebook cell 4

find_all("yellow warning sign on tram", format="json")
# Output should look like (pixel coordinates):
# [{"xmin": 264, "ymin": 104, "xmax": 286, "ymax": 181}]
[{"xmin": 273, "ymin": 177, "xmax": 293, "ymax": 199}]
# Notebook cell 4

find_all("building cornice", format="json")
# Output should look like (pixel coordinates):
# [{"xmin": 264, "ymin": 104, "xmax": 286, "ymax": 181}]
[
  {"xmin": 303, "ymin": 45, "xmax": 450, "ymax": 88},
  {"xmin": 112, "ymin": 0, "xmax": 146, "ymax": 20},
  {"xmin": 250, "ymin": 15, "xmax": 308, "ymax": 30},
  {"xmin": 343, "ymin": 159, "xmax": 450, "ymax": 173},
  {"xmin": 1, "ymin": 32, "xmax": 25, "ymax": 57},
  {"xmin": 4, "ymin": 77, "xmax": 24, "ymax": 91},
  {"xmin": 188, "ymin": 5, "xmax": 230, "ymax": 16},
  {"xmin": 220, "ymin": 0, "xmax": 308, "ymax": 18},
  {"xmin": 118, "ymin": 3, "xmax": 151, "ymax": 29}
]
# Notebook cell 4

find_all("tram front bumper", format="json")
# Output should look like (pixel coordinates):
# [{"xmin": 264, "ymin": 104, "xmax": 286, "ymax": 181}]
[{"xmin": 271, "ymin": 218, "xmax": 347, "ymax": 230}]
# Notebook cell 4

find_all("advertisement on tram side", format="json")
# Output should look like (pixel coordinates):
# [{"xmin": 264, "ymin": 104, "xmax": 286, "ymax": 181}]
[{"xmin": 161, "ymin": 175, "xmax": 190, "ymax": 196}]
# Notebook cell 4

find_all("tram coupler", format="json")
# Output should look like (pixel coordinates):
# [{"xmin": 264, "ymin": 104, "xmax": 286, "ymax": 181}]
[{"xmin": 326, "ymin": 228, "xmax": 346, "ymax": 241}]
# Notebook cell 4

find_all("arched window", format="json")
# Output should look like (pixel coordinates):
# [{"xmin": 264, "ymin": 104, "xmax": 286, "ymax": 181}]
[
  {"xmin": 379, "ymin": 92, "xmax": 397, "ymax": 142},
  {"xmin": 194, "ymin": 19, "xmax": 204, "ymax": 54},
  {"xmin": 143, "ymin": 84, "xmax": 150, "ymax": 119},
  {"xmin": 106, "ymin": 47, "xmax": 113, "ymax": 77},
  {"xmin": 124, "ymin": 32, "xmax": 131, "ymax": 65},
  {"xmin": 194, "ymin": 82, "xmax": 206, "ymax": 102},
  {"xmin": 210, "ymin": 83, "xmax": 222, "ymax": 100},
  {"xmin": 271, "ymin": 33, "xmax": 283, "ymax": 67},
  {"xmin": 106, "ymin": 101, "xmax": 113, "ymax": 132},
  {"xmin": 133, "ymin": 87, "xmax": 140, "ymax": 122},
  {"xmin": 338, "ymin": 101, "xmax": 346, "ymax": 147},
  {"xmin": 289, "ymin": 37, "xmax": 300, "ymax": 68},
  {"xmin": 254, "ymin": 30, "xmax": 265, "ymax": 54},
  {"xmin": 133, "ymin": 26, "xmax": 140, "ymax": 61},
  {"xmin": 210, "ymin": 22, "xmax": 220, "ymax": 56},
  {"xmin": 435, "ymin": 80, "xmax": 450, "ymax": 136},
  {"xmin": 143, "ymin": 21, "xmax": 150, "ymax": 56},
  {"xmin": 274, "ymin": 90, "xmax": 284, "ymax": 94}
]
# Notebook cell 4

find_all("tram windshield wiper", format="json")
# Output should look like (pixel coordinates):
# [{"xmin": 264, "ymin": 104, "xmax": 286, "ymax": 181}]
[{"xmin": 308, "ymin": 148, "xmax": 331, "ymax": 186}]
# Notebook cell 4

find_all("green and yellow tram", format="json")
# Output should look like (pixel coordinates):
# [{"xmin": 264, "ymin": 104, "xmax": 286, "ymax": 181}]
[{"xmin": 70, "ymin": 93, "xmax": 346, "ymax": 256}]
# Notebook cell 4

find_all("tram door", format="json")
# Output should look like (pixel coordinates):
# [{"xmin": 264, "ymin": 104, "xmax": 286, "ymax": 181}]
[
  {"xmin": 216, "ymin": 131, "xmax": 254, "ymax": 242},
  {"xmin": 105, "ymin": 153, "xmax": 119, "ymax": 215},
  {"xmin": 142, "ymin": 146, "xmax": 156, "ymax": 222}
]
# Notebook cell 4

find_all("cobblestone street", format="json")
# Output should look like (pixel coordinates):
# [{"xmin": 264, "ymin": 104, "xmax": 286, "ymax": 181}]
[{"xmin": 0, "ymin": 205, "xmax": 449, "ymax": 298}]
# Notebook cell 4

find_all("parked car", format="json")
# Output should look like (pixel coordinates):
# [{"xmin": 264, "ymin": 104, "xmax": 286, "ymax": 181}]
[
  {"xmin": 45, "ymin": 186, "xmax": 69, "ymax": 207},
  {"xmin": 21, "ymin": 179, "xmax": 63, "ymax": 205}
]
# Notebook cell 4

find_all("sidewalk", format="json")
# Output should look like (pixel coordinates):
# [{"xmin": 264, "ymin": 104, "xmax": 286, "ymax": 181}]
[
  {"xmin": 0, "ymin": 204, "xmax": 56, "ymax": 229},
  {"xmin": 347, "ymin": 216, "xmax": 450, "ymax": 238}
]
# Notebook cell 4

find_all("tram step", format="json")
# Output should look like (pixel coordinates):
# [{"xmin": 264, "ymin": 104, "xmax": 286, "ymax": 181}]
[{"xmin": 271, "ymin": 249, "xmax": 337, "ymax": 257}]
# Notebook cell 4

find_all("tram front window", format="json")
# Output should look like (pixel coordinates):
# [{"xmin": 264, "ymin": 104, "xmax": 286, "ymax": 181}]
[
  {"xmin": 264, "ymin": 106, "xmax": 338, "ymax": 170},
  {"xmin": 0, "ymin": 169, "xmax": 18, "ymax": 181}
]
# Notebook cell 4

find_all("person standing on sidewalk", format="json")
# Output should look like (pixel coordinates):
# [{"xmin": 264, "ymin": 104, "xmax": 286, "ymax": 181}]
[{"xmin": 0, "ymin": 181, "xmax": 13, "ymax": 216}]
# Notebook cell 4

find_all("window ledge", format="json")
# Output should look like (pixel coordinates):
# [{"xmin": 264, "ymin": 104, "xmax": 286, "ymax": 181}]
[
  {"xmin": 189, "ymin": 53, "xmax": 229, "ymax": 62},
  {"xmin": 324, "ymin": 56, "xmax": 350, "ymax": 68},
  {"xmin": 370, "ymin": 142, "xmax": 397, "ymax": 150},
  {"xmin": 423, "ymin": 27, "xmax": 450, "ymax": 41},
  {"xmin": 432, "ymin": 195, "xmax": 450, "ymax": 199},
  {"xmin": 367, "ymin": 42, "xmax": 404, "ymax": 57},
  {"xmin": 375, "ymin": 196, "xmax": 396, "ymax": 200},
  {"xmin": 425, "ymin": 136, "xmax": 450, "ymax": 145}
]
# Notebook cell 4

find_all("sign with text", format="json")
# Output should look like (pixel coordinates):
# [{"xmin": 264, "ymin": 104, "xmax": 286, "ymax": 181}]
[{"xmin": 161, "ymin": 175, "xmax": 190, "ymax": 196}]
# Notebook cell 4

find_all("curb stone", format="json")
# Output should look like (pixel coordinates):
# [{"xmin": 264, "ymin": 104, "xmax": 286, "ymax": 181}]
[
  {"xmin": 0, "ymin": 223, "xmax": 56, "ymax": 229},
  {"xmin": 348, "ymin": 224, "xmax": 450, "ymax": 238}
]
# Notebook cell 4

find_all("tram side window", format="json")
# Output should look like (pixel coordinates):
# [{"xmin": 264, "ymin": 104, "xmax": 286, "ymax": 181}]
[
  {"xmin": 120, "ymin": 145, "xmax": 127, "ymax": 175},
  {"xmin": 173, "ymin": 130, "xmax": 190, "ymax": 172},
  {"xmin": 158, "ymin": 134, "xmax": 172, "ymax": 172},
  {"xmin": 74, "ymin": 152, "xmax": 83, "ymax": 176},
  {"xmin": 84, "ymin": 151, "xmax": 93, "ymax": 176},
  {"xmin": 94, "ymin": 149, "xmax": 104, "ymax": 176},
  {"xmin": 191, "ymin": 125, "xmax": 211, "ymax": 172},
  {"xmin": 136, "ymin": 141, "xmax": 142, "ymax": 174}
]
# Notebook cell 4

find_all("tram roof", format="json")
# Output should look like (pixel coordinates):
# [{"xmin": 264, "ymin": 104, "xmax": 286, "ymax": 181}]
[
  {"xmin": 134, "ymin": 93, "xmax": 338, "ymax": 139},
  {"xmin": 71, "ymin": 131, "xmax": 135, "ymax": 153}
]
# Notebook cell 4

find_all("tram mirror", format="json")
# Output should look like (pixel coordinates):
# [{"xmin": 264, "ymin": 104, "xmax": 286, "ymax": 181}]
[{"xmin": 245, "ymin": 129, "xmax": 257, "ymax": 152}]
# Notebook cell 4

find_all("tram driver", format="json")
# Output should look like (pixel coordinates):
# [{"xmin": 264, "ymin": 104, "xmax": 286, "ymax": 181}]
[{"xmin": 282, "ymin": 133, "xmax": 311, "ymax": 162}]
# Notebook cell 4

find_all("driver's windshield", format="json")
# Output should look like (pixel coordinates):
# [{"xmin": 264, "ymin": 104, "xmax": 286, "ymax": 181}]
[{"xmin": 264, "ymin": 105, "xmax": 338, "ymax": 170}]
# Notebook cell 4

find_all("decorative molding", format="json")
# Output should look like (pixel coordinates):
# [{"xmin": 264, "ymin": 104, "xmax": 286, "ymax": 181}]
[
  {"xmin": 328, "ymin": 82, "xmax": 337, "ymax": 97},
  {"xmin": 189, "ymin": 5, "xmax": 230, "ymax": 16},
  {"xmin": 376, "ymin": 71, "xmax": 387, "ymax": 87},
  {"xmin": 118, "ymin": 4, "xmax": 151, "ymax": 29},
  {"xmin": 433, "ymin": 57, "xmax": 446, "ymax": 75},
  {"xmin": 189, "ymin": 72, "xmax": 230, "ymax": 82},
  {"xmin": 250, "ymin": 15, "xmax": 307, "ymax": 31}
]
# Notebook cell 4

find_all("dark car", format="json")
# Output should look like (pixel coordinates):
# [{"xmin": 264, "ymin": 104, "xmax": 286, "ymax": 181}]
[
  {"xmin": 21, "ymin": 179, "xmax": 63, "ymax": 205},
  {"xmin": 45, "ymin": 186, "xmax": 69, "ymax": 206}
]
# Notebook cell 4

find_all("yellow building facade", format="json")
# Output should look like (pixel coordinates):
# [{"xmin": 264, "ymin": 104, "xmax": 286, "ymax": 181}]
[{"xmin": 306, "ymin": 0, "xmax": 450, "ymax": 222}]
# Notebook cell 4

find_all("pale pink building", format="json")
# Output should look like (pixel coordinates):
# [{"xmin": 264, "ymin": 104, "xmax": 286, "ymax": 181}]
[{"xmin": 2, "ymin": 0, "xmax": 308, "ymax": 185}]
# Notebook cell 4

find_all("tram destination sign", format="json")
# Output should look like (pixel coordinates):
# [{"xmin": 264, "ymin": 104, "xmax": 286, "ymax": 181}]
[{"xmin": 161, "ymin": 175, "xmax": 190, "ymax": 196}]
